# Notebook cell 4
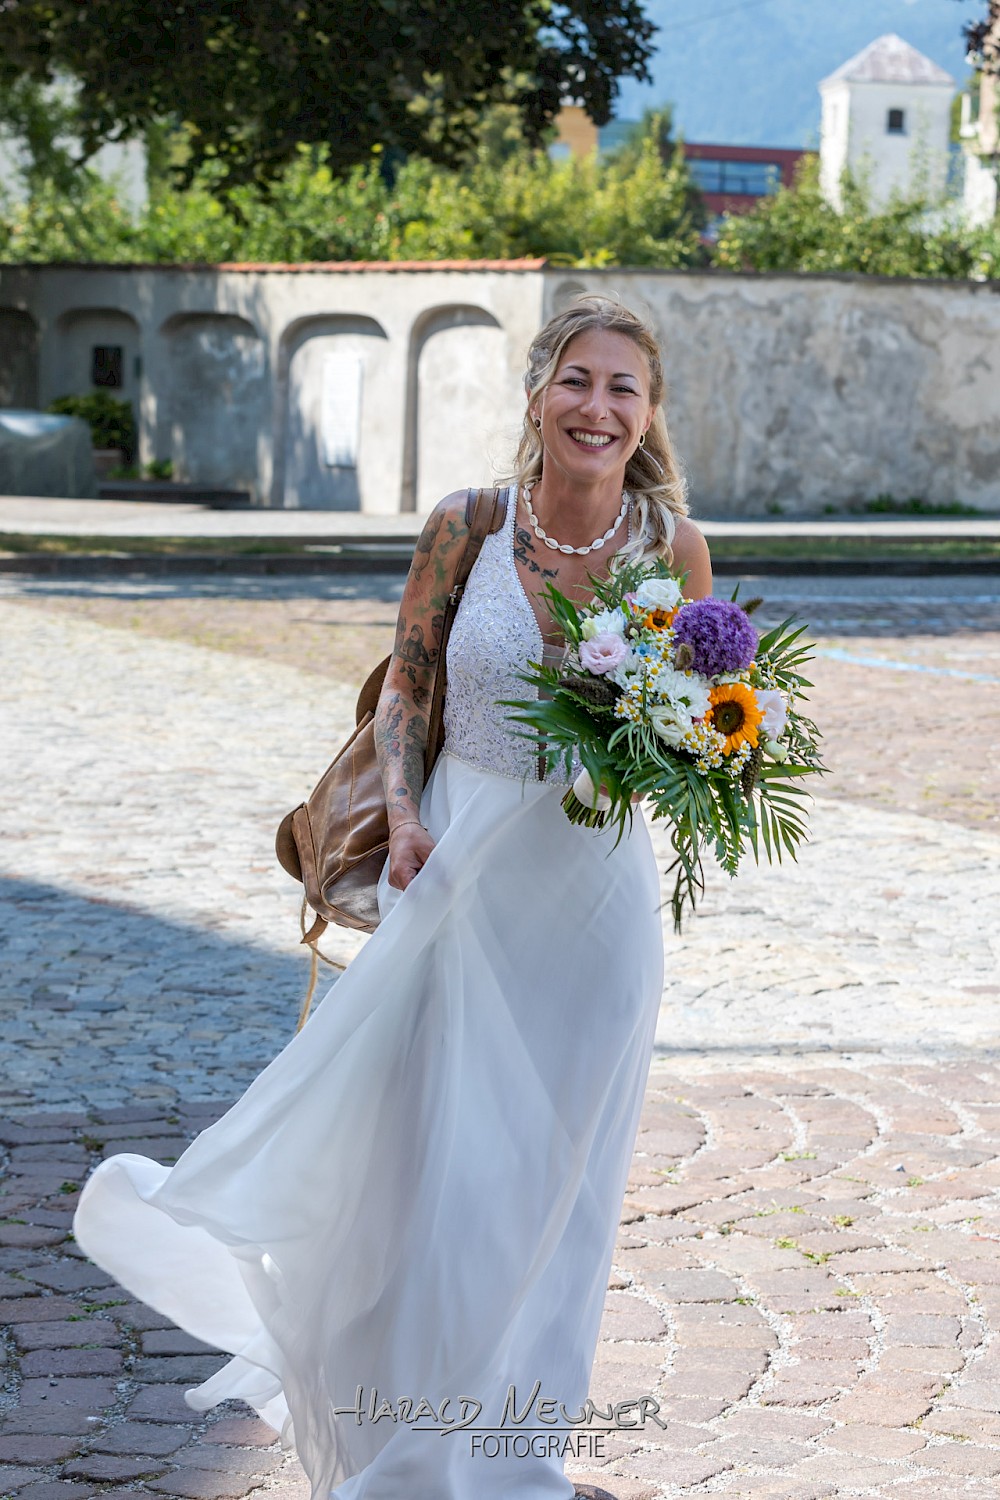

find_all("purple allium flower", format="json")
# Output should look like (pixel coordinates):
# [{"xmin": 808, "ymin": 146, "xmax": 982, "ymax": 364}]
[{"xmin": 671, "ymin": 597, "xmax": 757, "ymax": 678}]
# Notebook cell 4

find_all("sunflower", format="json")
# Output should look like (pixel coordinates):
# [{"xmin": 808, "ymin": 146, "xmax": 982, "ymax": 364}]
[
  {"xmin": 707, "ymin": 682, "xmax": 763, "ymax": 755},
  {"xmin": 644, "ymin": 607, "xmax": 677, "ymax": 631}
]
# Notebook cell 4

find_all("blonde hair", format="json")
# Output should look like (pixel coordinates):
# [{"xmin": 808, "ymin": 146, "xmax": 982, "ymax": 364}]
[{"xmin": 511, "ymin": 294, "xmax": 689, "ymax": 566}]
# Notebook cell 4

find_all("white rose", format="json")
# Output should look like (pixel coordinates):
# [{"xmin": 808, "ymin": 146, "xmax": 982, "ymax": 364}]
[
  {"xmin": 648, "ymin": 703, "xmax": 693, "ymax": 748},
  {"xmin": 635, "ymin": 577, "xmax": 683, "ymax": 611},
  {"xmin": 756, "ymin": 689, "xmax": 787, "ymax": 738},
  {"xmin": 581, "ymin": 607, "xmax": 625, "ymax": 641}
]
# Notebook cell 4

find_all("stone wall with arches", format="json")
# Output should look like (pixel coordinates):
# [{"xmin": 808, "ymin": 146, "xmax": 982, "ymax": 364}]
[
  {"xmin": 0, "ymin": 261, "xmax": 543, "ymax": 509},
  {"xmin": 1, "ymin": 260, "xmax": 998, "ymax": 513},
  {"xmin": 0, "ymin": 307, "xmax": 39, "ymax": 408}
]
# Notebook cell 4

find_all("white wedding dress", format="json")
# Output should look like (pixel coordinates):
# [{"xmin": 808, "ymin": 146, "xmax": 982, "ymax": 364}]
[{"xmin": 73, "ymin": 487, "xmax": 666, "ymax": 1500}]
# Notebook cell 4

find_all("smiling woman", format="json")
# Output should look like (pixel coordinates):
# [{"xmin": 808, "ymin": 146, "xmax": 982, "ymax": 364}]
[
  {"xmin": 509, "ymin": 297, "xmax": 711, "ymax": 651},
  {"xmin": 72, "ymin": 295, "xmax": 709, "ymax": 1500}
]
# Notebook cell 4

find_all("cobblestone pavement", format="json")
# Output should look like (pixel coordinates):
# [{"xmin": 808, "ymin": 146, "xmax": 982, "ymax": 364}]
[
  {"xmin": 4, "ymin": 571, "xmax": 998, "ymax": 831},
  {"xmin": 2, "ymin": 1068, "xmax": 999, "ymax": 1500},
  {"xmin": 2, "ymin": 573, "xmax": 999, "ymax": 1499}
]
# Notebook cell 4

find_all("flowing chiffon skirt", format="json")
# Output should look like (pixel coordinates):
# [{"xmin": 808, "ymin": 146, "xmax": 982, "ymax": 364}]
[{"xmin": 72, "ymin": 751, "xmax": 665, "ymax": 1500}]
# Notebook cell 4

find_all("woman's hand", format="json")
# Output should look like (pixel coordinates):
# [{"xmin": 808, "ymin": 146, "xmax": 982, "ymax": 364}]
[{"xmin": 387, "ymin": 822, "xmax": 437, "ymax": 891}]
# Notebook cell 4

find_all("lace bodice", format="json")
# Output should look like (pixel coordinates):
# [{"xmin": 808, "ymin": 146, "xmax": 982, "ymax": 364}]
[{"xmin": 442, "ymin": 484, "xmax": 561, "ymax": 782}]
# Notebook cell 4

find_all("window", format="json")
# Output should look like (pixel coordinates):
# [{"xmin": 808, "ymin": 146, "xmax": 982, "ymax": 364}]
[
  {"xmin": 887, "ymin": 108, "xmax": 906, "ymax": 135},
  {"xmin": 92, "ymin": 345, "xmax": 123, "ymax": 388},
  {"xmin": 687, "ymin": 158, "xmax": 781, "ymax": 197}
]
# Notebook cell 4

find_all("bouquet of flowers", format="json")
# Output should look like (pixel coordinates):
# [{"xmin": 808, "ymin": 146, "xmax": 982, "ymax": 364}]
[{"xmin": 502, "ymin": 559, "xmax": 825, "ymax": 929}]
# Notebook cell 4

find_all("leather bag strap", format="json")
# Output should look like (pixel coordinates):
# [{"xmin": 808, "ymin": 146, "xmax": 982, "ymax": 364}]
[{"xmin": 423, "ymin": 485, "xmax": 507, "ymax": 774}]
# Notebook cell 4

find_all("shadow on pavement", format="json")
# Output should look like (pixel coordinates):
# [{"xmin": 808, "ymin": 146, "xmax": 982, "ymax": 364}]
[{"xmin": 0, "ymin": 875, "xmax": 323, "ymax": 1116}]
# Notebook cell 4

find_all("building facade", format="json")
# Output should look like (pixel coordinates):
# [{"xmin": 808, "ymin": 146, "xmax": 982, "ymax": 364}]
[
  {"xmin": 819, "ymin": 34, "xmax": 955, "ymax": 209},
  {"xmin": 682, "ymin": 144, "xmax": 811, "ymax": 219}
]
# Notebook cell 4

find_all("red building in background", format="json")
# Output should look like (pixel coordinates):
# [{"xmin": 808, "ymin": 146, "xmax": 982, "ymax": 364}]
[{"xmin": 682, "ymin": 143, "xmax": 814, "ymax": 216}]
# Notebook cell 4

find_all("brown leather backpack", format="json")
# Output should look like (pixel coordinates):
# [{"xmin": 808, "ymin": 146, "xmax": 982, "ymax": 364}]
[{"xmin": 276, "ymin": 486, "xmax": 508, "ymax": 1023}]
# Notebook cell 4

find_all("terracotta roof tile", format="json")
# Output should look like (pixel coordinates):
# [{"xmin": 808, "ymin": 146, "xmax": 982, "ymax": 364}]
[
  {"xmin": 215, "ymin": 258, "xmax": 549, "ymax": 272},
  {"xmin": 22, "ymin": 257, "xmax": 549, "ymax": 273}
]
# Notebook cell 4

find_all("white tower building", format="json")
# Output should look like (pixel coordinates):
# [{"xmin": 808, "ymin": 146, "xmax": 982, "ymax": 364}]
[{"xmin": 819, "ymin": 34, "xmax": 955, "ymax": 209}]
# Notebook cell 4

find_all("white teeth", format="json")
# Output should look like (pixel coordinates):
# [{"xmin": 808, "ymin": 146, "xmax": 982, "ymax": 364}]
[{"xmin": 569, "ymin": 431, "xmax": 614, "ymax": 447}]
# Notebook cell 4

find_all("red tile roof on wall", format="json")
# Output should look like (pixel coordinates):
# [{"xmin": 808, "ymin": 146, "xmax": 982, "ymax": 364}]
[
  {"xmin": 5, "ymin": 258, "xmax": 548, "ymax": 273},
  {"xmin": 18, "ymin": 257, "xmax": 550, "ymax": 273},
  {"xmin": 216, "ymin": 257, "xmax": 550, "ymax": 272}
]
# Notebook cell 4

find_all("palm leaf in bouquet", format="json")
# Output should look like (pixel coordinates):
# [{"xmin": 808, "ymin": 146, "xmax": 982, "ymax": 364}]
[{"xmin": 501, "ymin": 558, "xmax": 826, "ymax": 929}]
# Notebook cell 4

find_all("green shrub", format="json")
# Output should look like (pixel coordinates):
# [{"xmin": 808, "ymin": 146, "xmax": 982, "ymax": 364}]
[
  {"xmin": 714, "ymin": 156, "xmax": 1000, "ymax": 280},
  {"xmin": 47, "ymin": 391, "xmax": 137, "ymax": 459}
]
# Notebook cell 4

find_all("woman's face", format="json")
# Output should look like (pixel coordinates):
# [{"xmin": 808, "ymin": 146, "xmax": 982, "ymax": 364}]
[{"xmin": 532, "ymin": 327, "xmax": 653, "ymax": 487}]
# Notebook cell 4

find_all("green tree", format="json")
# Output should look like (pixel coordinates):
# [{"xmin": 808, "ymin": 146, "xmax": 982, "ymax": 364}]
[
  {"xmin": 712, "ymin": 156, "xmax": 1000, "ymax": 280},
  {"xmin": 0, "ymin": 0, "xmax": 656, "ymax": 191},
  {"xmin": 387, "ymin": 109, "xmax": 706, "ymax": 264},
  {"xmin": 0, "ymin": 109, "xmax": 707, "ymax": 268},
  {"xmin": 0, "ymin": 76, "xmax": 81, "ymax": 193},
  {"xmin": 964, "ymin": 1, "xmax": 1000, "ymax": 76}
]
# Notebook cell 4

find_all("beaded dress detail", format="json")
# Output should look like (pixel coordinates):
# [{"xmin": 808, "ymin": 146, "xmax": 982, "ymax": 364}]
[
  {"xmin": 442, "ymin": 483, "xmax": 548, "ymax": 781},
  {"xmin": 442, "ymin": 482, "xmax": 634, "ymax": 784}
]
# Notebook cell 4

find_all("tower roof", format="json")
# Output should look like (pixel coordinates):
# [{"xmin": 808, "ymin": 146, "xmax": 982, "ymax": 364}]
[{"xmin": 820, "ymin": 33, "xmax": 955, "ymax": 89}]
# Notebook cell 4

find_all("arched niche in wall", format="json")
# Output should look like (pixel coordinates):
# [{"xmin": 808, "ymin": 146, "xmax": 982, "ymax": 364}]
[
  {"xmin": 277, "ymin": 314, "xmax": 389, "ymax": 510},
  {"xmin": 51, "ymin": 307, "xmax": 141, "ymax": 406},
  {"xmin": 0, "ymin": 308, "xmax": 40, "ymax": 408},
  {"xmin": 402, "ymin": 305, "xmax": 506, "ymax": 513},
  {"xmin": 159, "ymin": 312, "xmax": 266, "ymax": 493}
]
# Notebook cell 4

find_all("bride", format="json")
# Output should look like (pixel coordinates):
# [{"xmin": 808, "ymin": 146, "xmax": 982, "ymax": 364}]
[{"xmin": 72, "ymin": 295, "xmax": 713, "ymax": 1500}]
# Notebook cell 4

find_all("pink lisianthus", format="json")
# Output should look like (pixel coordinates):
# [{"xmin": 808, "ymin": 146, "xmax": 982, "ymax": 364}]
[{"xmin": 579, "ymin": 633, "xmax": 629, "ymax": 675}]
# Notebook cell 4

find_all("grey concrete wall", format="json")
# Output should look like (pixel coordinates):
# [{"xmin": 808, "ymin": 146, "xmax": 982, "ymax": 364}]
[
  {"xmin": 0, "ymin": 263, "xmax": 544, "ymax": 510},
  {"xmin": 545, "ymin": 269, "xmax": 1000, "ymax": 515},
  {"xmin": 2, "ymin": 261, "xmax": 998, "ymax": 513},
  {"xmin": 0, "ymin": 307, "xmax": 39, "ymax": 407}
]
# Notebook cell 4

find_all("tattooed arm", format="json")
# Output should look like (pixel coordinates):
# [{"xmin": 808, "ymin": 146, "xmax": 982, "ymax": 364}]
[{"xmin": 374, "ymin": 491, "xmax": 470, "ymax": 890}]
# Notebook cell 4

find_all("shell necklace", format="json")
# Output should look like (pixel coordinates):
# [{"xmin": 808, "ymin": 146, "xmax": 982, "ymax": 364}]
[{"xmin": 522, "ymin": 482, "xmax": 630, "ymax": 556}]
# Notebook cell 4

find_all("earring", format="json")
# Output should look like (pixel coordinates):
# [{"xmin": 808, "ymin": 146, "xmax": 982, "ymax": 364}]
[
  {"xmin": 638, "ymin": 432, "xmax": 646, "ymax": 448},
  {"xmin": 533, "ymin": 416, "xmax": 542, "ymax": 430}
]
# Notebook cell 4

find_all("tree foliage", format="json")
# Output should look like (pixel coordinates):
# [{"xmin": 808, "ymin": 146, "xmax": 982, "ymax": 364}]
[
  {"xmin": 0, "ymin": 107, "xmax": 707, "ymax": 267},
  {"xmin": 4, "ymin": 95, "xmax": 998, "ymax": 277},
  {"xmin": 0, "ymin": 0, "xmax": 656, "ymax": 190},
  {"xmin": 46, "ymin": 392, "xmax": 137, "ymax": 459},
  {"xmin": 713, "ymin": 156, "xmax": 1000, "ymax": 280},
  {"xmin": 963, "ymin": 0, "xmax": 1000, "ymax": 73}
]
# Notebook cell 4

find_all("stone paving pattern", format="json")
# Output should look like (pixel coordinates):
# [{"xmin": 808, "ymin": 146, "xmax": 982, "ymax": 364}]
[
  {"xmin": 2, "ymin": 574, "xmax": 1000, "ymax": 1498},
  {"xmin": 5, "ymin": 574, "xmax": 998, "ymax": 832},
  {"xmin": 2, "ymin": 1065, "xmax": 1000, "ymax": 1500}
]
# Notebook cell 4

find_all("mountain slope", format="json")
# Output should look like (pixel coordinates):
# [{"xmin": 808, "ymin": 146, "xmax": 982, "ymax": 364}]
[{"xmin": 616, "ymin": 0, "xmax": 983, "ymax": 146}]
